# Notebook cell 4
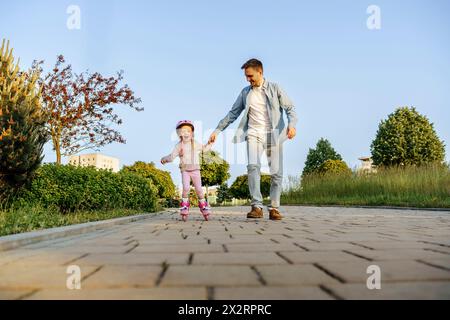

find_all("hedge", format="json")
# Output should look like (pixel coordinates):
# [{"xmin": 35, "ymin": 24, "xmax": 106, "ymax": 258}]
[{"xmin": 17, "ymin": 164, "xmax": 157, "ymax": 213}]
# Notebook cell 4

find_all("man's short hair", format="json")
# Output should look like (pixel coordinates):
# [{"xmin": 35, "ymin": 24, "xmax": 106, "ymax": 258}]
[{"xmin": 241, "ymin": 58, "xmax": 263, "ymax": 72}]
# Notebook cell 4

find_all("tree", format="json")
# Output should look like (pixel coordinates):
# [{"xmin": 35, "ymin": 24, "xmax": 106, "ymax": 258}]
[
  {"xmin": 302, "ymin": 138, "xmax": 342, "ymax": 177},
  {"xmin": 121, "ymin": 161, "xmax": 176, "ymax": 199},
  {"xmin": 0, "ymin": 39, "xmax": 49, "ymax": 203},
  {"xmin": 371, "ymin": 107, "xmax": 445, "ymax": 167},
  {"xmin": 216, "ymin": 183, "xmax": 232, "ymax": 204},
  {"xmin": 35, "ymin": 55, "xmax": 142, "ymax": 164},
  {"xmin": 200, "ymin": 150, "xmax": 230, "ymax": 197},
  {"xmin": 229, "ymin": 174, "xmax": 271, "ymax": 200},
  {"xmin": 318, "ymin": 159, "xmax": 352, "ymax": 177}
]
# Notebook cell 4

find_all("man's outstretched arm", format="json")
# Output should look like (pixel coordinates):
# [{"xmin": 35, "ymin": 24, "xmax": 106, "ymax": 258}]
[{"xmin": 209, "ymin": 89, "xmax": 245, "ymax": 144}]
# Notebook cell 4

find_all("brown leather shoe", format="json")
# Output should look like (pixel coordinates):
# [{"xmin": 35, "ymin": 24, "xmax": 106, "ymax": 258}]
[
  {"xmin": 247, "ymin": 206, "xmax": 263, "ymax": 219},
  {"xmin": 269, "ymin": 208, "xmax": 283, "ymax": 220}
]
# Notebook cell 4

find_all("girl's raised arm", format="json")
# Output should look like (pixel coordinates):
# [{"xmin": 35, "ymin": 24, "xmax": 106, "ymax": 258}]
[{"xmin": 161, "ymin": 143, "xmax": 181, "ymax": 164}]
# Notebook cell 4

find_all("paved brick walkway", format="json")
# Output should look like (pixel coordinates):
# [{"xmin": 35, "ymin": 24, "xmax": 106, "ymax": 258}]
[{"xmin": 1, "ymin": 206, "xmax": 449, "ymax": 300}]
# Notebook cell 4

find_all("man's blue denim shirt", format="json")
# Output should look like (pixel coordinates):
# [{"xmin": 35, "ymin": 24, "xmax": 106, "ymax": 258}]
[{"xmin": 213, "ymin": 79, "xmax": 298, "ymax": 145}]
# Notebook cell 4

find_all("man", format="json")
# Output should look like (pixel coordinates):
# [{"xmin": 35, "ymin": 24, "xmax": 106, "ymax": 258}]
[{"xmin": 208, "ymin": 58, "xmax": 298, "ymax": 220}]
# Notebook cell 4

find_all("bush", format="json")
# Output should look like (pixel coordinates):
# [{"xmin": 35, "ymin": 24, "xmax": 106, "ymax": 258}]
[
  {"xmin": 17, "ymin": 164, "xmax": 157, "ymax": 213},
  {"xmin": 121, "ymin": 161, "xmax": 176, "ymax": 199},
  {"xmin": 371, "ymin": 106, "xmax": 446, "ymax": 166},
  {"xmin": 163, "ymin": 197, "xmax": 180, "ymax": 208},
  {"xmin": 302, "ymin": 138, "xmax": 342, "ymax": 177},
  {"xmin": 318, "ymin": 159, "xmax": 352, "ymax": 176},
  {"xmin": 229, "ymin": 174, "xmax": 271, "ymax": 200},
  {"xmin": 216, "ymin": 183, "xmax": 233, "ymax": 204}
]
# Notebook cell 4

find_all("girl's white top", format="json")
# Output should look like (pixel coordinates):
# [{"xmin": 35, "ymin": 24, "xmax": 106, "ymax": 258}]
[{"xmin": 162, "ymin": 139, "xmax": 212, "ymax": 171}]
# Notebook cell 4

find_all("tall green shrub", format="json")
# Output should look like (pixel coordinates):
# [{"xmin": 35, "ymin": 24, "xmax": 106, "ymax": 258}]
[
  {"xmin": 302, "ymin": 138, "xmax": 342, "ymax": 177},
  {"xmin": 371, "ymin": 107, "xmax": 445, "ymax": 167},
  {"xmin": 318, "ymin": 159, "xmax": 352, "ymax": 177},
  {"xmin": 121, "ymin": 161, "xmax": 176, "ymax": 199},
  {"xmin": 216, "ymin": 183, "xmax": 233, "ymax": 204},
  {"xmin": 0, "ymin": 39, "xmax": 49, "ymax": 203}
]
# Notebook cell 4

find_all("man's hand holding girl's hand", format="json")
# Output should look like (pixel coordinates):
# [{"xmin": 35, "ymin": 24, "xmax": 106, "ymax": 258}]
[
  {"xmin": 287, "ymin": 127, "xmax": 296, "ymax": 139},
  {"xmin": 208, "ymin": 132, "xmax": 217, "ymax": 144}
]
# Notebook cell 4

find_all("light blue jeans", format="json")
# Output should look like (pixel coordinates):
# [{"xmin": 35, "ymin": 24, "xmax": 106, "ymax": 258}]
[{"xmin": 246, "ymin": 132, "xmax": 283, "ymax": 210}]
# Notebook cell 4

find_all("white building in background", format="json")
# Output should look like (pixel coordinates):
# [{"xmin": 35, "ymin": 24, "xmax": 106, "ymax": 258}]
[
  {"xmin": 356, "ymin": 156, "xmax": 377, "ymax": 174},
  {"xmin": 68, "ymin": 153, "xmax": 120, "ymax": 173},
  {"xmin": 205, "ymin": 185, "xmax": 218, "ymax": 204}
]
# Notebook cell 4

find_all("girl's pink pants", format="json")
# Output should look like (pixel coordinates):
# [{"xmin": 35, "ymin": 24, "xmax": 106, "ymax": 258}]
[{"xmin": 181, "ymin": 169, "xmax": 205, "ymax": 199}]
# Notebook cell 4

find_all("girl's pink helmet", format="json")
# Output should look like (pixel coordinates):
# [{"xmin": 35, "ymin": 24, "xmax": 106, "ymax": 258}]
[{"xmin": 176, "ymin": 120, "xmax": 194, "ymax": 131}]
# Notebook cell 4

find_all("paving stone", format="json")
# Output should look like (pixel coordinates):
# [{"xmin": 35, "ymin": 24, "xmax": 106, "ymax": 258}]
[
  {"xmin": 3, "ymin": 252, "xmax": 92, "ymax": 267},
  {"xmin": 417, "ymin": 258, "xmax": 450, "ymax": 270},
  {"xmin": 0, "ymin": 250, "xmax": 43, "ymax": 266},
  {"xmin": 349, "ymin": 241, "xmax": 436, "ymax": 250},
  {"xmin": 74, "ymin": 253, "xmax": 189, "ymax": 266},
  {"xmin": 24, "ymin": 287, "xmax": 207, "ymax": 300},
  {"xmin": 0, "ymin": 264, "xmax": 99, "ymax": 290},
  {"xmin": 214, "ymin": 286, "xmax": 333, "ymax": 300},
  {"xmin": 160, "ymin": 265, "xmax": 261, "ymax": 287},
  {"xmin": 136, "ymin": 238, "xmax": 212, "ymax": 245},
  {"xmin": 256, "ymin": 264, "xmax": 340, "ymax": 286},
  {"xmin": 82, "ymin": 265, "xmax": 162, "ymax": 288},
  {"xmin": 225, "ymin": 243, "xmax": 303, "ymax": 252},
  {"xmin": 326, "ymin": 281, "xmax": 450, "ymax": 300},
  {"xmin": 192, "ymin": 252, "xmax": 287, "ymax": 265},
  {"xmin": 45, "ymin": 245, "xmax": 136, "ymax": 254},
  {"xmin": 0, "ymin": 289, "xmax": 37, "ymax": 300},
  {"xmin": 318, "ymin": 260, "xmax": 450, "ymax": 283},
  {"xmin": 278, "ymin": 251, "xmax": 368, "ymax": 264},
  {"xmin": 343, "ymin": 248, "xmax": 450, "ymax": 261},
  {"xmin": 297, "ymin": 242, "xmax": 366, "ymax": 251},
  {"xmin": 132, "ymin": 244, "xmax": 224, "ymax": 253}
]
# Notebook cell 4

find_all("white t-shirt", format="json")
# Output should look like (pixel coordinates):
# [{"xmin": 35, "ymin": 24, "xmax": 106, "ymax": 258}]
[{"xmin": 246, "ymin": 81, "xmax": 271, "ymax": 137}]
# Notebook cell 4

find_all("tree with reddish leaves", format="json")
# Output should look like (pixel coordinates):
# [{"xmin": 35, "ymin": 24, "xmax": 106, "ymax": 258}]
[{"xmin": 35, "ymin": 55, "xmax": 142, "ymax": 164}]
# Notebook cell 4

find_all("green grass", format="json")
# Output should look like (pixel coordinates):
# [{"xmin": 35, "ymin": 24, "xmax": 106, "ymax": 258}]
[
  {"xmin": 0, "ymin": 203, "xmax": 157, "ymax": 237},
  {"xmin": 281, "ymin": 162, "xmax": 450, "ymax": 208}
]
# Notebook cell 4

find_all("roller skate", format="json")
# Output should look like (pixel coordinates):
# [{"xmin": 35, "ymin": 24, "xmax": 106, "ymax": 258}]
[
  {"xmin": 180, "ymin": 200, "xmax": 190, "ymax": 222},
  {"xmin": 198, "ymin": 200, "xmax": 211, "ymax": 221}
]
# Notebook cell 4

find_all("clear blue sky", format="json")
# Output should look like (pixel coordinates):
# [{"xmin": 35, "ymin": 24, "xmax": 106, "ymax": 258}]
[{"xmin": 2, "ymin": 0, "xmax": 449, "ymax": 189}]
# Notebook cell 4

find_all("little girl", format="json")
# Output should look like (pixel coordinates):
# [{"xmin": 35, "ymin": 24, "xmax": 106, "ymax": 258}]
[{"xmin": 160, "ymin": 120, "xmax": 213, "ymax": 221}]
